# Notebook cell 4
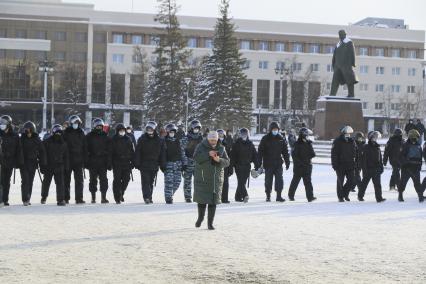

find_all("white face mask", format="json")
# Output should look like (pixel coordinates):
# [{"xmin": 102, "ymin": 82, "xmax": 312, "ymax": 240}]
[
  {"xmin": 119, "ymin": 130, "xmax": 126, "ymax": 136},
  {"xmin": 147, "ymin": 130, "xmax": 154, "ymax": 135},
  {"xmin": 169, "ymin": 132, "xmax": 175, "ymax": 138},
  {"xmin": 0, "ymin": 125, "xmax": 6, "ymax": 131},
  {"xmin": 272, "ymin": 130, "xmax": 279, "ymax": 136},
  {"xmin": 72, "ymin": 123, "xmax": 79, "ymax": 130},
  {"xmin": 126, "ymin": 129, "xmax": 132, "ymax": 134},
  {"xmin": 193, "ymin": 128, "xmax": 199, "ymax": 134}
]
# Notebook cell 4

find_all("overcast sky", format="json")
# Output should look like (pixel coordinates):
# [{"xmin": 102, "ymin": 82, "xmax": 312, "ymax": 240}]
[{"xmin": 64, "ymin": 0, "xmax": 426, "ymax": 32}]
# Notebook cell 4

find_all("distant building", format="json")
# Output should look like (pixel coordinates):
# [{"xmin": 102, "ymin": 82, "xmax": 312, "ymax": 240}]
[{"xmin": 0, "ymin": 0, "xmax": 424, "ymax": 134}]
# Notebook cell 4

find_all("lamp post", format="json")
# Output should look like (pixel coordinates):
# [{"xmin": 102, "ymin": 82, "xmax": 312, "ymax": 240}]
[
  {"xmin": 257, "ymin": 104, "xmax": 262, "ymax": 134},
  {"xmin": 184, "ymin": 77, "xmax": 191, "ymax": 132},
  {"xmin": 38, "ymin": 60, "xmax": 54, "ymax": 131},
  {"xmin": 275, "ymin": 62, "xmax": 292, "ymax": 126}
]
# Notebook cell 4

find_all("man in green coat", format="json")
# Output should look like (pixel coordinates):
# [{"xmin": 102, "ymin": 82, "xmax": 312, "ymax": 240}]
[
  {"xmin": 330, "ymin": 29, "xmax": 359, "ymax": 98},
  {"xmin": 193, "ymin": 131, "xmax": 230, "ymax": 230}
]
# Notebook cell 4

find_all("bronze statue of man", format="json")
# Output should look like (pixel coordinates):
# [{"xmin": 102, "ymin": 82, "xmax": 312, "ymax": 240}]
[{"xmin": 330, "ymin": 30, "xmax": 359, "ymax": 97}]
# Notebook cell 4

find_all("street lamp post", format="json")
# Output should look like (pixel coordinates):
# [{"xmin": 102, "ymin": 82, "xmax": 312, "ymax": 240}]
[
  {"xmin": 38, "ymin": 60, "xmax": 54, "ymax": 131},
  {"xmin": 275, "ymin": 62, "xmax": 288, "ymax": 126},
  {"xmin": 184, "ymin": 77, "xmax": 191, "ymax": 132}
]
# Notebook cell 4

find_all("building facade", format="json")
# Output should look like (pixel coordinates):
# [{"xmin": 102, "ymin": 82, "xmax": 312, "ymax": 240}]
[{"xmin": 0, "ymin": 0, "xmax": 425, "ymax": 134}]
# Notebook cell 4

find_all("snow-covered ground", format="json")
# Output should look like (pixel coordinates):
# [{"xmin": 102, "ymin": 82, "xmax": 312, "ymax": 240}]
[{"xmin": 1, "ymin": 164, "xmax": 425, "ymax": 283}]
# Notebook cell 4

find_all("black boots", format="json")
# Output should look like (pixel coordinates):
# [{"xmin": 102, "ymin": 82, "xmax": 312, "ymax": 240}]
[
  {"xmin": 195, "ymin": 204, "xmax": 206, "ymax": 228},
  {"xmin": 207, "ymin": 205, "xmax": 216, "ymax": 230},
  {"xmin": 195, "ymin": 204, "xmax": 216, "ymax": 230},
  {"xmin": 398, "ymin": 192, "xmax": 404, "ymax": 202},
  {"xmin": 276, "ymin": 191, "xmax": 285, "ymax": 202},
  {"xmin": 101, "ymin": 192, "xmax": 109, "ymax": 204},
  {"xmin": 91, "ymin": 192, "xmax": 96, "ymax": 204}
]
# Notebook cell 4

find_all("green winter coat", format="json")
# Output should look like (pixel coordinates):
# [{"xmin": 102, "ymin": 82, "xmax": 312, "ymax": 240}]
[{"xmin": 193, "ymin": 139, "xmax": 230, "ymax": 205}]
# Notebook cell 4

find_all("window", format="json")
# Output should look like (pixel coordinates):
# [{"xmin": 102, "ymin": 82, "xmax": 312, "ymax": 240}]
[
  {"xmin": 0, "ymin": 29, "xmax": 6, "ymax": 38},
  {"xmin": 375, "ymin": 48, "xmax": 384, "ymax": 57},
  {"xmin": 326, "ymin": 64, "xmax": 333, "ymax": 72},
  {"xmin": 391, "ymin": 103, "xmax": 401, "ymax": 111},
  {"xmin": 34, "ymin": 30, "xmax": 47, "ymax": 39},
  {"xmin": 75, "ymin": 32, "xmax": 87, "ymax": 42},
  {"xmin": 53, "ymin": 51, "xmax": 65, "ymax": 61},
  {"xmin": 325, "ymin": 45, "xmax": 334, "ymax": 54},
  {"xmin": 376, "ymin": 66, "xmax": 385, "ymax": 75},
  {"xmin": 360, "ymin": 65, "xmax": 368, "ymax": 74},
  {"xmin": 359, "ymin": 47, "xmax": 368, "ymax": 56},
  {"xmin": 276, "ymin": 61, "xmax": 285, "ymax": 70},
  {"xmin": 205, "ymin": 38, "xmax": 213, "ymax": 48},
  {"xmin": 359, "ymin": 83, "xmax": 368, "ymax": 91},
  {"xmin": 275, "ymin": 42, "xmax": 285, "ymax": 52},
  {"xmin": 132, "ymin": 35, "xmax": 143, "ymax": 45},
  {"xmin": 256, "ymin": 80, "xmax": 270, "ymax": 108},
  {"xmin": 391, "ymin": 49, "xmax": 400, "ymax": 58},
  {"xmin": 150, "ymin": 35, "xmax": 160, "ymax": 46},
  {"xmin": 112, "ymin": 54, "xmax": 124, "ymax": 64},
  {"xmin": 187, "ymin": 38, "xmax": 197, "ymax": 48},
  {"xmin": 292, "ymin": 43, "xmax": 303, "ymax": 53},
  {"xmin": 54, "ymin": 31, "xmax": 66, "ymax": 41},
  {"xmin": 74, "ymin": 52, "xmax": 86, "ymax": 62},
  {"xmin": 15, "ymin": 30, "xmax": 27, "ymax": 39},
  {"xmin": 93, "ymin": 52, "xmax": 105, "ymax": 63},
  {"xmin": 258, "ymin": 61, "xmax": 268, "ymax": 69},
  {"xmin": 14, "ymin": 50, "xmax": 26, "ymax": 60},
  {"xmin": 292, "ymin": 62, "xmax": 302, "ymax": 72},
  {"xmin": 259, "ymin": 41, "xmax": 269, "ymax": 51},
  {"xmin": 375, "ymin": 103, "xmax": 384, "ymax": 110},
  {"xmin": 110, "ymin": 73, "xmax": 125, "ymax": 104},
  {"xmin": 407, "ymin": 50, "xmax": 417, "ymax": 59},
  {"xmin": 408, "ymin": 68, "xmax": 416, "ymax": 76},
  {"xmin": 309, "ymin": 44, "xmax": 320, "ymax": 53},
  {"xmin": 94, "ymin": 32, "xmax": 106, "ymax": 43},
  {"xmin": 112, "ymin": 33, "xmax": 124, "ymax": 44},
  {"xmin": 310, "ymin": 63, "xmax": 319, "ymax": 72},
  {"xmin": 240, "ymin": 40, "xmax": 251, "ymax": 50},
  {"xmin": 362, "ymin": 102, "xmax": 368, "ymax": 109},
  {"xmin": 407, "ymin": 86, "xmax": 416, "ymax": 93},
  {"xmin": 391, "ymin": 85, "xmax": 400, "ymax": 93},
  {"xmin": 375, "ymin": 84, "xmax": 384, "ymax": 92},
  {"xmin": 392, "ymin": 67, "xmax": 400, "ymax": 75},
  {"xmin": 132, "ymin": 53, "xmax": 142, "ymax": 63}
]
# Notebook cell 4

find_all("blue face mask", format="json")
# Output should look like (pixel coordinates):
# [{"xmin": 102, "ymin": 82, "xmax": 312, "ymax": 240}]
[{"xmin": 272, "ymin": 130, "xmax": 279, "ymax": 136}]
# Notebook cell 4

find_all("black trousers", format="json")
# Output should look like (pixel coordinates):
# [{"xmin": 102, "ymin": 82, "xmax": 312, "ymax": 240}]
[
  {"xmin": 336, "ymin": 169, "xmax": 356, "ymax": 199},
  {"xmin": 221, "ymin": 167, "xmax": 230, "ymax": 202},
  {"xmin": 41, "ymin": 166, "xmax": 65, "ymax": 202},
  {"xmin": 288, "ymin": 165, "xmax": 314, "ymax": 200},
  {"xmin": 20, "ymin": 164, "xmax": 37, "ymax": 203},
  {"xmin": 389, "ymin": 165, "xmax": 401, "ymax": 189},
  {"xmin": 140, "ymin": 169, "xmax": 157, "ymax": 200},
  {"xmin": 235, "ymin": 165, "xmax": 250, "ymax": 201},
  {"xmin": 264, "ymin": 165, "xmax": 283, "ymax": 194},
  {"xmin": 355, "ymin": 169, "xmax": 362, "ymax": 191},
  {"xmin": 398, "ymin": 166, "xmax": 422, "ymax": 195},
  {"xmin": 64, "ymin": 165, "xmax": 84, "ymax": 201},
  {"xmin": 1, "ymin": 167, "xmax": 14, "ymax": 203},
  {"xmin": 358, "ymin": 170, "xmax": 383, "ymax": 201},
  {"xmin": 89, "ymin": 168, "xmax": 108, "ymax": 193},
  {"xmin": 113, "ymin": 166, "xmax": 131, "ymax": 202}
]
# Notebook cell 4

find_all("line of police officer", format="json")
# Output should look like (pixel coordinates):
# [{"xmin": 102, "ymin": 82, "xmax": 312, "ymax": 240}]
[{"xmin": 0, "ymin": 114, "xmax": 425, "ymax": 207}]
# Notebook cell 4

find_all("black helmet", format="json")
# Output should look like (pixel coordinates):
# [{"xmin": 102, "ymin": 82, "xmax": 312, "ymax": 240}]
[
  {"xmin": 354, "ymin": 131, "xmax": 365, "ymax": 142},
  {"xmin": 0, "ymin": 115, "xmax": 12, "ymax": 127},
  {"xmin": 189, "ymin": 120, "xmax": 202, "ymax": 131},
  {"xmin": 23, "ymin": 121, "xmax": 36, "ymax": 133},
  {"xmin": 92, "ymin": 118, "xmax": 105, "ymax": 128},
  {"xmin": 393, "ymin": 128, "xmax": 403, "ymax": 136},
  {"xmin": 115, "ymin": 123, "xmax": 126, "ymax": 132},
  {"xmin": 269, "ymin": 121, "xmax": 280, "ymax": 131},
  {"xmin": 69, "ymin": 115, "xmax": 82, "ymax": 125},
  {"xmin": 165, "ymin": 123, "xmax": 177, "ymax": 133},
  {"xmin": 299, "ymin": 127, "xmax": 310, "ymax": 138},
  {"xmin": 51, "ymin": 124, "xmax": 63, "ymax": 134},
  {"xmin": 145, "ymin": 121, "xmax": 157, "ymax": 131},
  {"xmin": 239, "ymin": 128, "xmax": 249, "ymax": 138}
]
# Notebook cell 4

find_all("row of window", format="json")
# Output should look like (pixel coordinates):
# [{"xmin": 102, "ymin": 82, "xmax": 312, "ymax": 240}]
[
  {"xmin": 0, "ymin": 28, "xmax": 91, "ymax": 42},
  {"xmin": 0, "ymin": 49, "xmax": 89, "ymax": 62},
  {"xmin": 372, "ymin": 102, "xmax": 415, "ymax": 111}
]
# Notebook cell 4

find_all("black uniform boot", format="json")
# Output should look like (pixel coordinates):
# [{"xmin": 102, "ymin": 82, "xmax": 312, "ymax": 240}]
[
  {"xmin": 91, "ymin": 192, "xmax": 96, "ymax": 204},
  {"xmin": 101, "ymin": 192, "xmax": 109, "ymax": 204},
  {"xmin": 266, "ymin": 192, "xmax": 271, "ymax": 202},
  {"xmin": 207, "ymin": 205, "xmax": 216, "ymax": 230},
  {"xmin": 276, "ymin": 191, "xmax": 285, "ymax": 202},
  {"xmin": 398, "ymin": 192, "xmax": 404, "ymax": 202},
  {"xmin": 195, "ymin": 204, "xmax": 206, "ymax": 228},
  {"xmin": 418, "ymin": 193, "xmax": 424, "ymax": 203}
]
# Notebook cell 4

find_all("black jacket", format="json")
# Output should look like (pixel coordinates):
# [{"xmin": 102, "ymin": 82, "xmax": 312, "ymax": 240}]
[
  {"xmin": 399, "ymin": 140, "xmax": 423, "ymax": 168},
  {"xmin": 164, "ymin": 136, "xmax": 185, "ymax": 163},
  {"xmin": 383, "ymin": 135, "xmax": 404, "ymax": 167},
  {"xmin": 126, "ymin": 132, "xmax": 137, "ymax": 148},
  {"xmin": 415, "ymin": 122, "xmax": 425, "ymax": 135},
  {"xmin": 111, "ymin": 134, "xmax": 134, "ymax": 169},
  {"xmin": 404, "ymin": 123, "xmax": 416, "ymax": 135},
  {"xmin": 182, "ymin": 132, "xmax": 203, "ymax": 159},
  {"xmin": 134, "ymin": 133, "xmax": 166, "ymax": 171},
  {"xmin": 43, "ymin": 135, "xmax": 69, "ymax": 171},
  {"xmin": 21, "ymin": 133, "xmax": 47, "ymax": 168},
  {"xmin": 258, "ymin": 133, "xmax": 290, "ymax": 169},
  {"xmin": 230, "ymin": 138, "xmax": 258, "ymax": 168},
  {"xmin": 63, "ymin": 127, "xmax": 87, "ymax": 167},
  {"xmin": 86, "ymin": 130, "xmax": 112, "ymax": 170},
  {"xmin": 0, "ymin": 129, "xmax": 24, "ymax": 169},
  {"xmin": 291, "ymin": 137, "xmax": 315, "ymax": 171},
  {"xmin": 361, "ymin": 140, "xmax": 383, "ymax": 174},
  {"xmin": 331, "ymin": 135, "xmax": 357, "ymax": 171}
]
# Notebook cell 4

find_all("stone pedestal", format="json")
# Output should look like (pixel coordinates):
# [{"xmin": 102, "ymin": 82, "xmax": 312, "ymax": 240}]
[{"xmin": 314, "ymin": 96, "xmax": 364, "ymax": 140}]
